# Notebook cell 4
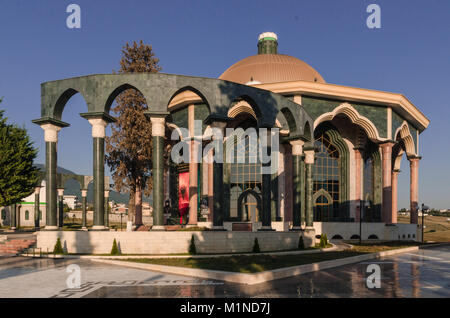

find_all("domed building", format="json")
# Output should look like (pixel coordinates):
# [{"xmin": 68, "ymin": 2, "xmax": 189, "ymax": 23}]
[
  {"xmin": 30, "ymin": 32, "xmax": 430, "ymax": 253},
  {"xmin": 164, "ymin": 32, "xmax": 429, "ymax": 240}
]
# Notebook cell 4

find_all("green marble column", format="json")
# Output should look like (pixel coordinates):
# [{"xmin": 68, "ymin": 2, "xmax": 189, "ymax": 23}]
[
  {"xmin": 292, "ymin": 155, "xmax": 302, "ymax": 229},
  {"xmin": 300, "ymin": 158, "xmax": 306, "ymax": 225},
  {"xmin": 34, "ymin": 190, "xmax": 40, "ymax": 229},
  {"xmin": 11, "ymin": 204, "xmax": 17, "ymax": 229},
  {"xmin": 81, "ymin": 192, "xmax": 87, "ymax": 228},
  {"xmin": 305, "ymin": 163, "xmax": 314, "ymax": 227},
  {"xmin": 271, "ymin": 171, "xmax": 278, "ymax": 221},
  {"xmin": 46, "ymin": 141, "xmax": 58, "ymax": 229},
  {"xmin": 104, "ymin": 194, "xmax": 109, "ymax": 228},
  {"xmin": 212, "ymin": 159, "xmax": 224, "ymax": 228},
  {"xmin": 93, "ymin": 137, "xmax": 105, "ymax": 229},
  {"xmin": 153, "ymin": 135, "xmax": 164, "ymax": 228},
  {"xmin": 58, "ymin": 194, "xmax": 64, "ymax": 228}
]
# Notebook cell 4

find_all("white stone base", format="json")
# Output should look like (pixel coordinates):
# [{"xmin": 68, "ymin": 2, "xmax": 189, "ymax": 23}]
[
  {"xmin": 36, "ymin": 230, "xmax": 316, "ymax": 255},
  {"xmin": 313, "ymin": 222, "xmax": 420, "ymax": 241}
]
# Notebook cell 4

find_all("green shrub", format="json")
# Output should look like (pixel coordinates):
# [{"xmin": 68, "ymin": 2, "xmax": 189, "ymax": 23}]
[
  {"xmin": 188, "ymin": 234, "xmax": 196, "ymax": 255},
  {"xmin": 298, "ymin": 236, "xmax": 305, "ymax": 250},
  {"xmin": 319, "ymin": 234, "xmax": 328, "ymax": 248},
  {"xmin": 252, "ymin": 238, "xmax": 260, "ymax": 253},
  {"xmin": 53, "ymin": 238, "xmax": 64, "ymax": 255},
  {"xmin": 110, "ymin": 239, "xmax": 120, "ymax": 255}
]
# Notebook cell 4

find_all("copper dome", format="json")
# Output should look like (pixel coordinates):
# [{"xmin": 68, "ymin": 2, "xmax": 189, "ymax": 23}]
[{"xmin": 219, "ymin": 53, "xmax": 325, "ymax": 85}]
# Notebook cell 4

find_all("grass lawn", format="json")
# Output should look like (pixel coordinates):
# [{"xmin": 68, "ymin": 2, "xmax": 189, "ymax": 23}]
[
  {"xmin": 398, "ymin": 215, "xmax": 450, "ymax": 242},
  {"xmin": 123, "ymin": 241, "xmax": 419, "ymax": 273}
]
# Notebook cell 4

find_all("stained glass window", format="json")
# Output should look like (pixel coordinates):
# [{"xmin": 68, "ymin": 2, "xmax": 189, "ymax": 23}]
[{"xmin": 313, "ymin": 133, "xmax": 340, "ymax": 221}]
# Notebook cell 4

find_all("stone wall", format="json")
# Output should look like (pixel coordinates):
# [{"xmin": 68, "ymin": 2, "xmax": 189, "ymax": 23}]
[
  {"xmin": 313, "ymin": 222, "xmax": 420, "ymax": 241},
  {"xmin": 36, "ymin": 230, "xmax": 316, "ymax": 255}
]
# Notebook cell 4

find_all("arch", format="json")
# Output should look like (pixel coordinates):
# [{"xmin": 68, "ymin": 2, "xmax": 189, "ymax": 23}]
[
  {"xmin": 350, "ymin": 234, "xmax": 360, "ymax": 239},
  {"xmin": 237, "ymin": 189, "xmax": 262, "ymax": 221},
  {"xmin": 166, "ymin": 86, "xmax": 211, "ymax": 112},
  {"xmin": 53, "ymin": 88, "xmax": 89, "ymax": 120},
  {"xmin": 25, "ymin": 210, "xmax": 30, "ymax": 220},
  {"xmin": 303, "ymin": 121, "xmax": 312, "ymax": 142},
  {"xmin": 314, "ymin": 122, "xmax": 351, "ymax": 220},
  {"xmin": 104, "ymin": 83, "xmax": 149, "ymax": 113},
  {"xmin": 1, "ymin": 209, "xmax": 6, "ymax": 220},
  {"xmin": 332, "ymin": 234, "xmax": 343, "ymax": 240},
  {"xmin": 368, "ymin": 234, "xmax": 379, "ymax": 239},
  {"xmin": 394, "ymin": 121, "xmax": 416, "ymax": 156},
  {"xmin": 314, "ymin": 103, "xmax": 381, "ymax": 141},
  {"xmin": 228, "ymin": 100, "xmax": 257, "ymax": 120}
]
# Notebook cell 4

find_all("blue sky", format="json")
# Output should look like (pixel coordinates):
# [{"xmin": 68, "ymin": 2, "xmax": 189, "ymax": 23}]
[{"xmin": 0, "ymin": 0, "xmax": 449, "ymax": 209}]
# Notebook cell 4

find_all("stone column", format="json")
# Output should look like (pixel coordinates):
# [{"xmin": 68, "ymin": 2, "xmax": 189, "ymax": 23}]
[
  {"xmin": 304, "ymin": 149, "xmax": 315, "ymax": 228},
  {"xmin": 290, "ymin": 140, "xmax": 304, "ymax": 230},
  {"xmin": 259, "ymin": 129, "xmax": 273, "ymax": 231},
  {"xmin": 81, "ymin": 189, "xmax": 87, "ymax": 229},
  {"xmin": 88, "ymin": 118, "xmax": 108, "ymax": 231},
  {"xmin": 57, "ymin": 188, "xmax": 64, "ymax": 229},
  {"xmin": 380, "ymin": 142, "xmax": 395, "ymax": 224},
  {"xmin": 354, "ymin": 148, "xmax": 363, "ymax": 222},
  {"xmin": 34, "ymin": 186, "xmax": 41, "ymax": 229},
  {"xmin": 11, "ymin": 204, "xmax": 17, "ymax": 230},
  {"xmin": 207, "ymin": 147, "xmax": 214, "ymax": 222},
  {"xmin": 188, "ymin": 137, "xmax": 200, "ymax": 227},
  {"xmin": 391, "ymin": 169, "xmax": 400, "ymax": 224},
  {"xmin": 409, "ymin": 157, "xmax": 421, "ymax": 224},
  {"xmin": 104, "ymin": 190, "xmax": 110, "ymax": 228},
  {"xmin": 150, "ymin": 116, "xmax": 166, "ymax": 231},
  {"xmin": 41, "ymin": 124, "xmax": 62, "ymax": 230}
]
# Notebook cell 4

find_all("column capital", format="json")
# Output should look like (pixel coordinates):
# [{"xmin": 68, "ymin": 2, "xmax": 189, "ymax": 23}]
[
  {"xmin": 304, "ymin": 149, "xmax": 315, "ymax": 164},
  {"xmin": 104, "ymin": 190, "xmax": 110, "ymax": 198},
  {"xmin": 81, "ymin": 189, "xmax": 88, "ymax": 197},
  {"xmin": 289, "ymin": 139, "xmax": 305, "ymax": 156},
  {"xmin": 57, "ymin": 188, "xmax": 64, "ymax": 196},
  {"xmin": 407, "ymin": 155, "xmax": 422, "ymax": 162},
  {"xmin": 150, "ymin": 117, "xmax": 166, "ymax": 137},
  {"xmin": 34, "ymin": 186, "xmax": 42, "ymax": 195},
  {"xmin": 40, "ymin": 124, "xmax": 62, "ymax": 142},
  {"xmin": 88, "ymin": 118, "xmax": 108, "ymax": 138}
]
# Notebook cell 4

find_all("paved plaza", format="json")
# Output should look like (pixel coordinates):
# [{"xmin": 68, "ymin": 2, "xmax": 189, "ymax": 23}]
[{"xmin": 0, "ymin": 245, "xmax": 448, "ymax": 298}]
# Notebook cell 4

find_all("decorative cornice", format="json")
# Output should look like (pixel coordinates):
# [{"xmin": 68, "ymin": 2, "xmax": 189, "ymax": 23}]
[{"xmin": 251, "ymin": 80, "xmax": 430, "ymax": 132}]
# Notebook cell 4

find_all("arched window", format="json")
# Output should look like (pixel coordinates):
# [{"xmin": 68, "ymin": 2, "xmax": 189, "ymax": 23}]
[
  {"xmin": 229, "ymin": 132, "xmax": 262, "ymax": 220},
  {"xmin": 314, "ymin": 132, "xmax": 340, "ymax": 220},
  {"xmin": 25, "ymin": 210, "xmax": 30, "ymax": 220},
  {"xmin": 1, "ymin": 209, "xmax": 6, "ymax": 220},
  {"xmin": 39, "ymin": 210, "xmax": 42, "ymax": 220}
]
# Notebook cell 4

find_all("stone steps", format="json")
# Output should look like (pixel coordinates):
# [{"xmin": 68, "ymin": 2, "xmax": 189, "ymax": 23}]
[{"xmin": 0, "ymin": 239, "xmax": 36, "ymax": 254}]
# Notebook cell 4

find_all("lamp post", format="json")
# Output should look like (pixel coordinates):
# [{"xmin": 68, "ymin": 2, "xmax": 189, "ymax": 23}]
[
  {"xmin": 421, "ymin": 203, "xmax": 429, "ymax": 244},
  {"xmin": 360, "ymin": 200, "xmax": 370, "ymax": 245}
]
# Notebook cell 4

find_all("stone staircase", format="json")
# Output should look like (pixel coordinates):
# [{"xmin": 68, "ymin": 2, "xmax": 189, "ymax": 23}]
[{"xmin": 0, "ymin": 238, "xmax": 36, "ymax": 255}]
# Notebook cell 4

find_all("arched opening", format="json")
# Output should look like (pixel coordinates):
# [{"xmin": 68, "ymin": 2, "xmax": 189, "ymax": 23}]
[
  {"xmin": 25, "ymin": 210, "xmax": 30, "ymax": 221},
  {"xmin": 350, "ymin": 234, "xmax": 360, "ymax": 239},
  {"xmin": 166, "ymin": 88, "xmax": 211, "ymax": 223},
  {"xmin": 332, "ymin": 234, "xmax": 343, "ymax": 240},
  {"xmin": 313, "ymin": 125, "xmax": 342, "ymax": 221},
  {"xmin": 226, "ymin": 113, "xmax": 262, "ymax": 222}
]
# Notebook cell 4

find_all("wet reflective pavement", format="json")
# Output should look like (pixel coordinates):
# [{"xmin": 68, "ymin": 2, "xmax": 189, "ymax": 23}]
[{"xmin": 0, "ymin": 245, "xmax": 449, "ymax": 298}]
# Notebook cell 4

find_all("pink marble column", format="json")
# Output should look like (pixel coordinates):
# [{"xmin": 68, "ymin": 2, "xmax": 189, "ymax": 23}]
[
  {"xmin": 188, "ymin": 138, "xmax": 199, "ymax": 226},
  {"xmin": 380, "ymin": 142, "xmax": 395, "ymax": 224},
  {"xmin": 391, "ymin": 169, "xmax": 400, "ymax": 224},
  {"xmin": 409, "ymin": 157, "xmax": 421, "ymax": 224},
  {"xmin": 354, "ymin": 148, "xmax": 362, "ymax": 222},
  {"xmin": 207, "ymin": 147, "xmax": 214, "ymax": 222}
]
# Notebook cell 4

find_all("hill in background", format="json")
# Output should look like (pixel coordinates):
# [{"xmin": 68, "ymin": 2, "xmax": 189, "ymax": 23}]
[{"xmin": 34, "ymin": 164, "xmax": 152, "ymax": 205}]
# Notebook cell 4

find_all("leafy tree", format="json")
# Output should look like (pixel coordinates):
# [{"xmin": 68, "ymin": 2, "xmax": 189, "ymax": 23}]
[
  {"xmin": 0, "ymin": 100, "xmax": 39, "ymax": 207},
  {"xmin": 106, "ymin": 41, "xmax": 162, "ymax": 227}
]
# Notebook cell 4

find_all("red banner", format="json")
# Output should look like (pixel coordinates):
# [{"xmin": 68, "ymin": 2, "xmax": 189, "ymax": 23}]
[{"xmin": 178, "ymin": 172, "xmax": 189, "ymax": 219}]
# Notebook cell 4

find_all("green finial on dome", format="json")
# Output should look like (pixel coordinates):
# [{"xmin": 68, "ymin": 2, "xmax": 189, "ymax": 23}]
[{"xmin": 257, "ymin": 32, "xmax": 278, "ymax": 55}]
